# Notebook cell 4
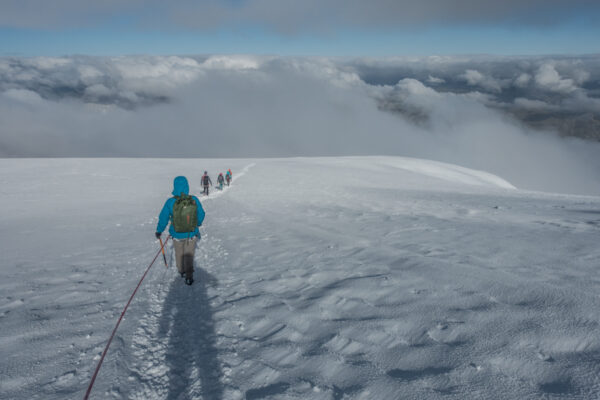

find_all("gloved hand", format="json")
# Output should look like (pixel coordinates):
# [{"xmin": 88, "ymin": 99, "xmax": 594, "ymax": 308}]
[{"xmin": 155, "ymin": 232, "xmax": 162, "ymax": 239}]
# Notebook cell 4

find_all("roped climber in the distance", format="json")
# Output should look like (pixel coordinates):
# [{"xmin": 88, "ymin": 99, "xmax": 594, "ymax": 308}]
[{"xmin": 201, "ymin": 171, "xmax": 212, "ymax": 196}]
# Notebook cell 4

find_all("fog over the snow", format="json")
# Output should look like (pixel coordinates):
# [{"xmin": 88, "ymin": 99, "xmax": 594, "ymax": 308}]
[{"xmin": 1, "ymin": 55, "xmax": 600, "ymax": 195}]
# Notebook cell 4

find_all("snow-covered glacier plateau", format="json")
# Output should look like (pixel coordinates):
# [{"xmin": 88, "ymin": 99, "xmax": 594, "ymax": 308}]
[{"xmin": 1, "ymin": 156, "xmax": 599, "ymax": 399}]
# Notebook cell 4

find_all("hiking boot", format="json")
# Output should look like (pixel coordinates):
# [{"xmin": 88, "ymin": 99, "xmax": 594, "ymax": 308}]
[{"xmin": 185, "ymin": 278, "xmax": 194, "ymax": 286}]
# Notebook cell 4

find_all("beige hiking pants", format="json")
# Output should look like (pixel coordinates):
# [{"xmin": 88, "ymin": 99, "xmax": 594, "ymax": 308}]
[{"xmin": 173, "ymin": 237, "xmax": 197, "ymax": 279}]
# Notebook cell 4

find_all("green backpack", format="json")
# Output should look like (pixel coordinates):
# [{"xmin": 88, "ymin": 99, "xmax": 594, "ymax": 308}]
[{"xmin": 172, "ymin": 194, "xmax": 197, "ymax": 233}]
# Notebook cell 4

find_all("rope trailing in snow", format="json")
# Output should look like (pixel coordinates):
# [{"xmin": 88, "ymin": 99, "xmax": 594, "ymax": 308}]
[{"xmin": 84, "ymin": 235, "xmax": 171, "ymax": 400}]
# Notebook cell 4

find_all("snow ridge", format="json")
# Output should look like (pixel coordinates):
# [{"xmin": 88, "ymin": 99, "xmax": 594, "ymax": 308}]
[{"xmin": 379, "ymin": 158, "xmax": 516, "ymax": 189}]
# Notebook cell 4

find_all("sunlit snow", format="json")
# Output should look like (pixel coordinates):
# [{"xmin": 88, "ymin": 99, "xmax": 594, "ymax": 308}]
[{"xmin": 1, "ymin": 156, "xmax": 599, "ymax": 399}]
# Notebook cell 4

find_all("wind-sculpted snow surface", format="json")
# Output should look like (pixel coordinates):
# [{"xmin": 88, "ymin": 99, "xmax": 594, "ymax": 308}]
[{"xmin": 0, "ymin": 156, "xmax": 599, "ymax": 399}]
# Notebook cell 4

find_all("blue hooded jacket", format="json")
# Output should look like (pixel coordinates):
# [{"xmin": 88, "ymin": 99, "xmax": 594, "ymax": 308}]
[{"xmin": 156, "ymin": 176, "xmax": 205, "ymax": 239}]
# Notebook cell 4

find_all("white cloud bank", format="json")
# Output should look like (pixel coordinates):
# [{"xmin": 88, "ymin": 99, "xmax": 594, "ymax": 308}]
[
  {"xmin": 460, "ymin": 69, "xmax": 503, "ymax": 92},
  {"xmin": 0, "ymin": 55, "xmax": 599, "ymax": 196},
  {"xmin": 535, "ymin": 63, "xmax": 578, "ymax": 93}
]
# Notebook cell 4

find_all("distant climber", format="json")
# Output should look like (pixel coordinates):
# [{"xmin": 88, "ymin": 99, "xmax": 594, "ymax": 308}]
[
  {"xmin": 201, "ymin": 171, "xmax": 212, "ymax": 196},
  {"xmin": 225, "ymin": 169, "xmax": 232, "ymax": 186},
  {"xmin": 155, "ymin": 176, "xmax": 205, "ymax": 285},
  {"xmin": 217, "ymin": 173, "xmax": 225, "ymax": 190}
]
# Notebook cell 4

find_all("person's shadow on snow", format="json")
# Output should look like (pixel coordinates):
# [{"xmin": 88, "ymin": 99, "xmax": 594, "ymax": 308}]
[{"xmin": 158, "ymin": 268, "xmax": 223, "ymax": 400}]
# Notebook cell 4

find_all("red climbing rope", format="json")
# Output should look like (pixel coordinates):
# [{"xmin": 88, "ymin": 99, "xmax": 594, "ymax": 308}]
[{"xmin": 84, "ymin": 235, "xmax": 171, "ymax": 399}]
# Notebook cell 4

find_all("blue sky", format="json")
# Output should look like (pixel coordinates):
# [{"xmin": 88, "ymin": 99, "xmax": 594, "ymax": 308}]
[
  {"xmin": 2, "ymin": 24, "xmax": 598, "ymax": 57},
  {"xmin": 1, "ymin": 1, "xmax": 599, "ymax": 56}
]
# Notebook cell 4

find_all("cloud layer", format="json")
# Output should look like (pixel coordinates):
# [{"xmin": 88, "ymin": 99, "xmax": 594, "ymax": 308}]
[{"xmin": 1, "ymin": 54, "xmax": 600, "ymax": 196}]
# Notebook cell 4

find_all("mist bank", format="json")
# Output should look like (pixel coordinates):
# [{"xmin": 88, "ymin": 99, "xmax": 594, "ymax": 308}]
[{"xmin": 1, "ymin": 55, "xmax": 599, "ymax": 195}]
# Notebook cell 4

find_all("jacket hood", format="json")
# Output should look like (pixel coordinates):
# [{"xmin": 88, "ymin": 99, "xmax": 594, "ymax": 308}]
[{"xmin": 172, "ymin": 176, "xmax": 190, "ymax": 196}]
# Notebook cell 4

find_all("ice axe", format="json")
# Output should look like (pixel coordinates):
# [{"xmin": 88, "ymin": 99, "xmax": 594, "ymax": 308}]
[{"xmin": 159, "ymin": 237, "xmax": 168, "ymax": 268}]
